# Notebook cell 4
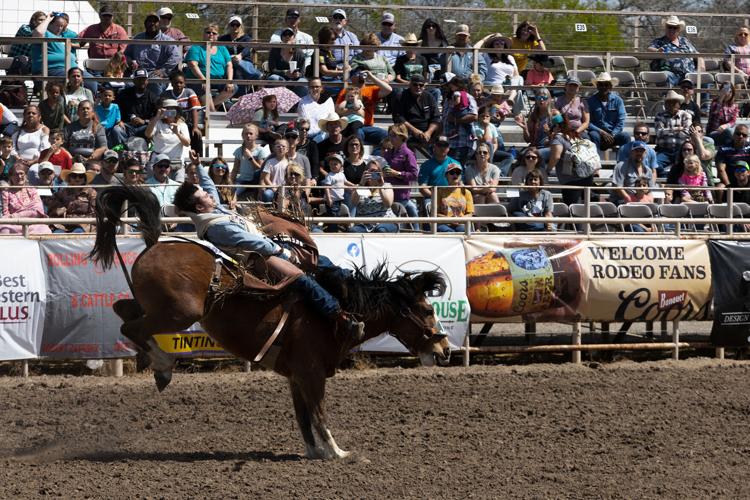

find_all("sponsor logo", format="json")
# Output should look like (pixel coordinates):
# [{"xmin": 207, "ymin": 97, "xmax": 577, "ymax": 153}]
[
  {"xmin": 347, "ymin": 242, "xmax": 360, "ymax": 257},
  {"xmin": 658, "ymin": 290, "xmax": 687, "ymax": 310},
  {"xmin": 721, "ymin": 312, "xmax": 750, "ymax": 325}
]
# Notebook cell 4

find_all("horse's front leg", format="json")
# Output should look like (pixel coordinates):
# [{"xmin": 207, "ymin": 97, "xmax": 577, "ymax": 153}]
[
  {"xmin": 297, "ymin": 375, "xmax": 350, "ymax": 459},
  {"xmin": 289, "ymin": 379, "xmax": 323, "ymax": 458}
]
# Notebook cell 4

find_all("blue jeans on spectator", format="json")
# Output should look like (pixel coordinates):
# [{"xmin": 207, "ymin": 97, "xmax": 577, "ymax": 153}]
[
  {"xmin": 261, "ymin": 188, "xmax": 276, "ymax": 203},
  {"xmin": 124, "ymin": 123, "xmax": 148, "ymax": 139},
  {"xmin": 709, "ymin": 127, "xmax": 733, "ymax": 148},
  {"xmin": 664, "ymin": 71, "xmax": 682, "ymax": 87},
  {"xmin": 493, "ymin": 150, "xmax": 514, "ymax": 176},
  {"xmin": 588, "ymin": 129, "xmax": 631, "ymax": 151},
  {"xmin": 656, "ymin": 150, "xmax": 676, "ymax": 177},
  {"xmin": 357, "ymin": 126, "xmax": 388, "ymax": 147},
  {"xmin": 512, "ymin": 212, "xmax": 547, "ymax": 231},
  {"xmin": 106, "ymin": 125, "xmax": 128, "ymax": 148},
  {"xmin": 234, "ymin": 59, "xmax": 262, "ymax": 87},
  {"xmin": 437, "ymin": 223, "xmax": 465, "ymax": 232},
  {"xmin": 349, "ymin": 223, "xmax": 399, "ymax": 233},
  {"xmin": 267, "ymin": 74, "xmax": 308, "ymax": 98}
]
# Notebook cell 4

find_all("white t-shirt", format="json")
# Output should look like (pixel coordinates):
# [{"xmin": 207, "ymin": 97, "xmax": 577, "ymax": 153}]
[
  {"xmin": 484, "ymin": 55, "xmax": 518, "ymax": 86},
  {"xmin": 322, "ymin": 170, "xmax": 346, "ymax": 201},
  {"xmin": 152, "ymin": 120, "xmax": 190, "ymax": 162},
  {"xmin": 263, "ymin": 157, "xmax": 289, "ymax": 187},
  {"xmin": 298, "ymin": 96, "xmax": 335, "ymax": 136}
]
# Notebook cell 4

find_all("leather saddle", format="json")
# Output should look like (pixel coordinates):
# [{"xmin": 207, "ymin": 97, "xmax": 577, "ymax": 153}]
[{"xmin": 236, "ymin": 251, "xmax": 303, "ymax": 296}]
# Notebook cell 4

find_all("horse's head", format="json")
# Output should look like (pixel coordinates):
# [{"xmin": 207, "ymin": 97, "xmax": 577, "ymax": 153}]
[{"xmin": 387, "ymin": 271, "xmax": 452, "ymax": 366}]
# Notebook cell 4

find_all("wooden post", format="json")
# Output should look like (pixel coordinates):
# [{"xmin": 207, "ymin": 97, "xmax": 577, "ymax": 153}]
[
  {"xmin": 633, "ymin": 17, "xmax": 640, "ymax": 51},
  {"xmin": 672, "ymin": 320, "xmax": 680, "ymax": 360},
  {"xmin": 572, "ymin": 322, "xmax": 581, "ymax": 363},
  {"xmin": 21, "ymin": 360, "xmax": 29, "ymax": 378},
  {"xmin": 127, "ymin": 3, "xmax": 133, "ymax": 37},
  {"xmin": 463, "ymin": 325, "xmax": 471, "ymax": 367},
  {"xmin": 205, "ymin": 40, "xmax": 212, "ymax": 139},
  {"xmin": 715, "ymin": 347, "xmax": 725, "ymax": 360}
]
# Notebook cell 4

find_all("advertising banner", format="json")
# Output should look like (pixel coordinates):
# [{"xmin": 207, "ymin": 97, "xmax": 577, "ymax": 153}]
[
  {"xmin": 708, "ymin": 241, "xmax": 750, "ymax": 347},
  {"xmin": 40, "ymin": 238, "xmax": 143, "ymax": 358},
  {"xmin": 0, "ymin": 239, "xmax": 46, "ymax": 360},
  {"xmin": 311, "ymin": 234, "xmax": 365, "ymax": 270},
  {"xmin": 360, "ymin": 236, "xmax": 469, "ymax": 352}
]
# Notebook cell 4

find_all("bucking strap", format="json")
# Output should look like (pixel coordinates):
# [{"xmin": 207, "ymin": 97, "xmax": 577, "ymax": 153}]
[{"xmin": 254, "ymin": 307, "xmax": 290, "ymax": 363}]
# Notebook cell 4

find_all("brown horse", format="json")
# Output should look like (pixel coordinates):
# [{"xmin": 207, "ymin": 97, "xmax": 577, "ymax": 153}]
[{"xmin": 89, "ymin": 185, "xmax": 451, "ymax": 459}]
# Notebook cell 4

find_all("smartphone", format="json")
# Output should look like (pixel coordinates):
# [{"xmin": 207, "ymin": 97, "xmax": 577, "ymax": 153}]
[
  {"xmin": 370, "ymin": 172, "xmax": 382, "ymax": 181},
  {"xmin": 164, "ymin": 109, "xmax": 177, "ymax": 118}
]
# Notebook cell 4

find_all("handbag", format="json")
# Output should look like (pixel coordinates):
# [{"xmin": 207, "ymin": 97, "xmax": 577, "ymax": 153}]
[{"xmin": 562, "ymin": 138, "xmax": 601, "ymax": 178}]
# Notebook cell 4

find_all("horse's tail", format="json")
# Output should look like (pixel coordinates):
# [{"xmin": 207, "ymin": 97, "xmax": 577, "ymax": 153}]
[{"xmin": 89, "ymin": 185, "xmax": 163, "ymax": 270}]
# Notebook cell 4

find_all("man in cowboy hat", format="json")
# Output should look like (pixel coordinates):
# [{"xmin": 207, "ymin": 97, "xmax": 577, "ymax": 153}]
[
  {"xmin": 654, "ymin": 89, "xmax": 692, "ymax": 175},
  {"xmin": 316, "ymin": 113, "xmax": 348, "ymax": 171},
  {"xmin": 586, "ymin": 72, "xmax": 630, "ymax": 151},
  {"xmin": 442, "ymin": 24, "xmax": 486, "ymax": 80},
  {"xmin": 647, "ymin": 15, "xmax": 704, "ymax": 86},
  {"xmin": 377, "ymin": 12, "xmax": 405, "ymax": 66}
]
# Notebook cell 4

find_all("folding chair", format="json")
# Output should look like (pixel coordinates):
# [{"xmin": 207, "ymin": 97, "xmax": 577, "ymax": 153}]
[
  {"xmin": 658, "ymin": 203, "xmax": 691, "ymax": 232},
  {"xmin": 473, "ymin": 203, "xmax": 509, "ymax": 232},
  {"xmin": 684, "ymin": 72, "xmax": 715, "ymax": 89},
  {"xmin": 0, "ymin": 57, "xmax": 13, "ymax": 72},
  {"xmin": 611, "ymin": 56, "xmax": 641, "ymax": 71},
  {"xmin": 618, "ymin": 203, "xmax": 658, "ymax": 232},
  {"xmin": 574, "ymin": 55, "xmax": 605, "ymax": 71},
  {"xmin": 735, "ymin": 202, "xmax": 750, "ymax": 217},
  {"xmin": 707, "ymin": 204, "xmax": 744, "ymax": 232},
  {"xmin": 685, "ymin": 201, "xmax": 710, "ymax": 232},
  {"xmin": 547, "ymin": 56, "xmax": 568, "ymax": 75},
  {"xmin": 552, "ymin": 202, "xmax": 572, "ymax": 231},
  {"xmin": 570, "ymin": 203, "xmax": 607, "ymax": 232},
  {"xmin": 610, "ymin": 70, "xmax": 645, "ymax": 117},
  {"xmin": 566, "ymin": 69, "xmax": 596, "ymax": 85},
  {"xmin": 703, "ymin": 59, "xmax": 722, "ymax": 72},
  {"xmin": 715, "ymin": 72, "xmax": 748, "ymax": 87}
]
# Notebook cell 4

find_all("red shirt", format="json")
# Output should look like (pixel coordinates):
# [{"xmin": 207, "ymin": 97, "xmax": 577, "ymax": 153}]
[
  {"xmin": 47, "ymin": 148, "xmax": 73, "ymax": 171},
  {"xmin": 79, "ymin": 23, "xmax": 129, "ymax": 59}
]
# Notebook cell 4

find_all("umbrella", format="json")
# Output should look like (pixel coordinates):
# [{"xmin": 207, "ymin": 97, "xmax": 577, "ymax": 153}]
[{"xmin": 227, "ymin": 87, "xmax": 301, "ymax": 126}]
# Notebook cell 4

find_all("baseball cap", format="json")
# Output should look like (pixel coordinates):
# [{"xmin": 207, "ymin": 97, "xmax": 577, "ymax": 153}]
[
  {"xmin": 228, "ymin": 15, "xmax": 243, "ymax": 25},
  {"xmin": 381, "ymin": 13, "xmax": 395, "ymax": 24},
  {"xmin": 565, "ymin": 76, "xmax": 582, "ymax": 86},
  {"xmin": 161, "ymin": 99, "xmax": 179, "ymax": 108},
  {"xmin": 156, "ymin": 7, "xmax": 173, "ymax": 17},
  {"xmin": 328, "ymin": 153, "xmax": 344, "ymax": 165},
  {"xmin": 132, "ymin": 69, "xmax": 148, "ymax": 79},
  {"xmin": 410, "ymin": 74, "xmax": 426, "ymax": 84},
  {"xmin": 38, "ymin": 161, "xmax": 55, "ymax": 173},
  {"xmin": 446, "ymin": 162, "xmax": 463, "ymax": 173},
  {"xmin": 455, "ymin": 24, "xmax": 470, "ymax": 36},
  {"xmin": 735, "ymin": 161, "xmax": 750, "ymax": 172},
  {"xmin": 99, "ymin": 5, "xmax": 114, "ymax": 15},
  {"xmin": 332, "ymin": 9, "xmax": 347, "ymax": 19},
  {"xmin": 152, "ymin": 153, "xmax": 171, "ymax": 165},
  {"xmin": 286, "ymin": 8, "xmax": 300, "ymax": 17},
  {"xmin": 280, "ymin": 28, "xmax": 295, "ymax": 39},
  {"xmin": 631, "ymin": 140, "xmax": 647, "ymax": 150},
  {"xmin": 103, "ymin": 149, "xmax": 119, "ymax": 161},
  {"xmin": 679, "ymin": 78, "xmax": 694, "ymax": 89},
  {"xmin": 435, "ymin": 135, "xmax": 450, "ymax": 147}
]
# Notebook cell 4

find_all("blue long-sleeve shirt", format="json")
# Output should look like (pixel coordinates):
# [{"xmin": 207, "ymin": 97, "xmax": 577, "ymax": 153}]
[
  {"xmin": 443, "ymin": 50, "xmax": 487, "ymax": 80},
  {"xmin": 124, "ymin": 31, "xmax": 182, "ymax": 73},
  {"xmin": 587, "ymin": 92, "xmax": 626, "ymax": 135}
]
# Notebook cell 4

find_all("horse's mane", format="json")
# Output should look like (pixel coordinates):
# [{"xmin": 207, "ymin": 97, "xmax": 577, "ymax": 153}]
[{"xmin": 318, "ymin": 262, "xmax": 446, "ymax": 320}]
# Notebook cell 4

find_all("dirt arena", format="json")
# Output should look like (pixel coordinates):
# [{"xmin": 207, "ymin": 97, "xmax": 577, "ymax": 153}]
[{"xmin": 1, "ymin": 359, "xmax": 749, "ymax": 498}]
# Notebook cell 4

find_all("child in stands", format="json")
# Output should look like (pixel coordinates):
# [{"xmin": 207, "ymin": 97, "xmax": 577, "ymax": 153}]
[
  {"xmin": 95, "ymin": 87, "xmax": 127, "ymax": 148},
  {"xmin": 40, "ymin": 81, "xmax": 67, "ymax": 131},
  {"xmin": 39, "ymin": 130, "xmax": 72, "ymax": 172}
]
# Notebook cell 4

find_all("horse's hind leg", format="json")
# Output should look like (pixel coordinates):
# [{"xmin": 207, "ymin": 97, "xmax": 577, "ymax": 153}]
[
  {"xmin": 113, "ymin": 299, "xmax": 151, "ymax": 372},
  {"xmin": 290, "ymin": 379, "xmax": 323, "ymax": 459},
  {"xmin": 295, "ymin": 375, "xmax": 350, "ymax": 459}
]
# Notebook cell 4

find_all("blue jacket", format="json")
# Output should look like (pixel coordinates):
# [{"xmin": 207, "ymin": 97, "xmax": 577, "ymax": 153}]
[
  {"xmin": 587, "ymin": 92, "xmax": 626, "ymax": 135},
  {"xmin": 443, "ymin": 50, "xmax": 487, "ymax": 80}
]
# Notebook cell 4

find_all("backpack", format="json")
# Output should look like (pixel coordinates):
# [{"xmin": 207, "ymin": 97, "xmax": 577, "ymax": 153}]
[{"xmin": 561, "ymin": 138, "xmax": 600, "ymax": 178}]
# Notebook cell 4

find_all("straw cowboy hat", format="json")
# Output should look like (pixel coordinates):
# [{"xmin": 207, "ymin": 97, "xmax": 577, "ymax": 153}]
[
  {"xmin": 664, "ymin": 89, "xmax": 685, "ymax": 103},
  {"xmin": 60, "ymin": 162, "xmax": 96, "ymax": 184},
  {"xmin": 402, "ymin": 33, "xmax": 419, "ymax": 46},
  {"xmin": 662, "ymin": 15, "xmax": 686, "ymax": 28},
  {"xmin": 318, "ymin": 112, "xmax": 347, "ymax": 131},
  {"xmin": 489, "ymin": 84, "xmax": 509, "ymax": 96},
  {"xmin": 475, "ymin": 32, "xmax": 512, "ymax": 49},
  {"xmin": 592, "ymin": 72, "xmax": 619, "ymax": 87}
]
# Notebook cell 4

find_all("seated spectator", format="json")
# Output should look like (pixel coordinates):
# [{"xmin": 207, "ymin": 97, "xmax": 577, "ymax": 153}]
[
  {"xmin": 40, "ymin": 81, "xmax": 66, "ymax": 131},
  {"xmin": 31, "ymin": 13, "xmax": 97, "ymax": 94},
  {"xmin": 337, "ymin": 86, "xmax": 366, "ymax": 138},
  {"xmin": 321, "ymin": 154, "xmax": 352, "ymax": 219},
  {"xmin": 267, "ymin": 28, "xmax": 307, "ymax": 97},
  {"xmin": 350, "ymin": 156, "xmax": 399, "ymax": 233},
  {"xmin": 230, "ymin": 123, "xmax": 270, "ymax": 198},
  {"xmin": 208, "ymin": 158, "xmax": 236, "ymax": 208},
  {"xmin": 91, "ymin": 149, "xmax": 122, "ymax": 187},
  {"xmin": 442, "ymin": 24, "xmax": 486, "ymax": 80},
  {"xmin": 284, "ymin": 128, "xmax": 312, "ymax": 183},
  {"xmin": 145, "ymin": 99, "xmax": 191, "ymax": 179},
  {"xmin": 146, "ymin": 153, "xmax": 180, "ymax": 206},
  {"xmin": 96, "ymin": 87, "xmax": 127, "ymax": 148},
  {"xmin": 510, "ymin": 146, "xmax": 548, "ymax": 186},
  {"xmin": 260, "ymin": 139, "xmax": 291, "ymax": 202},
  {"xmin": 10, "ymin": 11, "xmax": 47, "ymax": 71},
  {"xmin": 677, "ymin": 154, "xmax": 713, "ymax": 203},
  {"xmin": 47, "ymin": 162, "xmax": 97, "ymax": 233},
  {"xmin": 480, "ymin": 34, "xmax": 521, "ymax": 88},
  {"xmin": 587, "ymin": 72, "xmax": 629, "ymax": 152},
  {"xmin": 377, "ymin": 12, "xmax": 404, "ymax": 66},
  {"xmin": 122, "ymin": 160, "xmax": 145, "ymax": 186},
  {"xmin": 707, "ymin": 83, "xmax": 739, "ymax": 147},
  {"xmin": 185, "ymin": 23, "xmax": 235, "ymax": 111},
  {"xmin": 419, "ymin": 19, "xmax": 449, "ymax": 67},
  {"xmin": 648, "ymin": 16, "xmax": 703, "ymax": 86},
  {"xmin": 64, "ymin": 101, "xmax": 107, "ymax": 161},
  {"xmin": 617, "ymin": 123, "xmax": 659, "ymax": 170},
  {"xmin": 724, "ymin": 27, "xmax": 750, "ymax": 77},
  {"xmin": 715, "ymin": 124, "xmax": 750, "ymax": 188},
  {"xmin": 156, "ymin": 7, "xmax": 189, "ymax": 49},
  {"xmin": 610, "ymin": 141, "xmax": 656, "ymax": 205},
  {"xmin": 515, "ymin": 87, "xmax": 552, "ymax": 152},
  {"xmin": 391, "ymin": 74, "xmax": 440, "ymax": 155},
  {"xmin": 314, "ymin": 27, "xmax": 347, "ymax": 83},
  {"xmin": 124, "ymin": 13, "xmax": 182, "ymax": 95},
  {"xmin": 39, "ymin": 130, "xmax": 73, "ymax": 173},
  {"xmin": 78, "ymin": 5, "xmax": 128, "ymax": 63},
  {"xmin": 351, "ymin": 33, "xmax": 395, "ymax": 83},
  {"xmin": 510, "ymin": 170, "xmax": 554, "ymax": 231},
  {"xmin": 64, "ymin": 68, "xmax": 95, "ymax": 122},
  {"xmin": 275, "ymin": 162, "xmax": 319, "ymax": 221},
  {"xmin": 103, "ymin": 52, "xmax": 128, "ymax": 91},
  {"xmin": 443, "ymin": 76, "xmax": 479, "ymax": 165},
  {"xmin": 466, "ymin": 143, "xmax": 500, "ymax": 204},
  {"xmin": 654, "ymin": 90, "xmax": 692, "ymax": 175},
  {"xmin": 162, "ymin": 70, "xmax": 203, "ymax": 153},
  {"xmin": 394, "ymin": 33, "xmax": 431, "ymax": 88},
  {"xmin": 511, "ymin": 21, "xmax": 547, "ymax": 75},
  {"xmin": 220, "ymin": 16, "xmax": 262, "ymax": 87},
  {"xmin": 330, "ymin": 9, "xmax": 359, "ymax": 65},
  {"xmin": 383, "ymin": 124, "xmax": 419, "ymax": 219},
  {"xmin": 678, "ymin": 78, "xmax": 702, "ymax": 126},
  {"xmin": 469, "ymin": 78, "xmax": 490, "ymax": 108},
  {"xmin": 316, "ymin": 114, "xmax": 347, "ymax": 177},
  {"xmin": 116, "ymin": 70, "xmax": 160, "ymax": 139},
  {"xmin": 487, "ymin": 85, "xmax": 513, "ymax": 127},
  {"xmin": 270, "ymin": 8, "xmax": 314, "ymax": 69},
  {"xmin": 555, "ymin": 76, "xmax": 589, "ymax": 138},
  {"xmin": 253, "ymin": 94, "xmax": 284, "ymax": 143},
  {"xmin": 0, "ymin": 164, "xmax": 51, "ymax": 234},
  {"xmin": 523, "ymin": 55, "xmax": 553, "ymax": 86},
  {"xmin": 666, "ymin": 132, "xmax": 717, "ymax": 196},
  {"xmin": 13, "ymin": 105, "xmax": 50, "ymax": 162},
  {"xmin": 0, "ymin": 137, "xmax": 17, "ymax": 182},
  {"xmin": 335, "ymin": 70, "xmax": 391, "ymax": 147},
  {"xmin": 297, "ymin": 79, "xmax": 335, "ymax": 140},
  {"xmin": 31, "ymin": 161, "xmax": 63, "ymax": 212},
  {"xmin": 474, "ymin": 106, "xmax": 500, "ymax": 159},
  {"xmin": 437, "ymin": 162, "xmax": 473, "ymax": 232},
  {"xmin": 547, "ymin": 111, "xmax": 598, "ymax": 205},
  {"xmin": 732, "ymin": 162, "xmax": 750, "ymax": 205},
  {"xmin": 343, "ymin": 135, "xmax": 366, "ymax": 188},
  {"xmin": 294, "ymin": 119, "xmax": 319, "ymax": 177}
]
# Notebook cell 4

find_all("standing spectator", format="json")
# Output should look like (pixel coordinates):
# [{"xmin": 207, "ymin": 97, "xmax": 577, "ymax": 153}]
[
  {"xmin": 78, "ymin": 5, "xmax": 129, "ymax": 62},
  {"xmin": 547, "ymin": 112, "xmax": 598, "ymax": 205},
  {"xmin": 351, "ymin": 33, "xmax": 396, "ymax": 82},
  {"xmin": 678, "ymin": 78, "xmax": 703, "ymax": 126},
  {"xmin": 654, "ymin": 90, "xmax": 692, "ymax": 175},
  {"xmin": 64, "ymin": 101, "xmax": 107, "ymax": 161},
  {"xmin": 270, "ymin": 8, "xmax": 314, "ymax": 69},
  {"xmin": 419, "ymin": 19, "xmax": 449, "ymax": 67},
  {"xmin": 391, "ymin": 74, "xmax": 440, "ymax": 154},
  {"xmin": 156, "ymin": 7, "xmax": 190, "ymax": 48},
  {"xmin": 331, "ymin": 9, "xmax": 360, "ymax": 65},
  {"xmin": 47, "ymin": 163, "xmax": 98, "ymax": 233},
  {"xmin": 648, "ymin": 15, "xmax": 703, "ymax": 86},
  {"xmin": 724, "ymin": 26, "xmax": 750, "ymax": 77},
  {"xmin": 510, "ymin": 170, "xmax": 554, "ymax": 231},
  {"xmin": 511, "ymin": 21, "xmax": 547, "ymax": 74},
  {"xmin": 13, "ymin": 105, "xmax": 49, "ymax": 163},
  {"xmin": 185, "ymin": 23, "xmax": 235, "ymax": 111},
  {"xmin": 39, "ymin": 82, "xmax": 66, "ymax": 131},
  {"xmin": 145, "ymin": 99, "xmax": 191, "ymax": 176},
  {"xmin": 443, "ymin": 24, "xmax": 486, "ymax": 80},
  {"xmin": 297, "ymin": 79, "xmax": 335, "ymax": 140},
  {"xmin": 230, "ymin": 123, "xmax": 270, "ymax": 199},
  {"xmin": 146, "ymin": 154, "xmax": 180, "ymax": 206},
  {"xmin": 64, "ymin": 68, "xmax": 95, "ymax": 123},
  {"xmin": 610, "ymin": 141, "xmax": 656, "ymax": 205},
  {"xmin": 618, "ymin": 123, "xmax": 659, "ymax": 170},
  {"xmin": 377, "ymin": 12, "xmax": 404, "ymax": 66},
  {"xmin": 220, "ymin": 16, "xmax": 262, "ymax": 87},
  {"xmin": 335, "ymin": 70, "xmax": 391, "ymax": 147},
  {"xmin": 442, "ymin": 76, "xmax": 478, "ymax": 165},
  {"xmin": 587, "ymin": 72, "xmax": 629, "ymax": 152},
  {"xmin": 715, "ymin": 124, "xmax": 750, "ymax": 187},
  {"xmin": 116, "ymin": 70, "xmax": 160, "ymax": 139},
  {"xmin": 124, "ymin": 13, "xmax": 182, "ymax": 95},
  {"xmin": 10, "ymin": 11, "xmax": 47, "ymax": 68},
  {"xmin": 418, "ymin": 136, "xmax": 455, "ymax": 214},
  {"xmin": 706, "ymin": 83, "xmax": 739, "ymax": 147},
  {"xmin": 436, "ymin": 162, "xmax": 473, "ymax": 232},
  {"xmin": 383, "ymin": 124, "xmax": 419, "ymax": 220},
  {"xmin": 465, "ymin": 143, "xmax": 500, "ymax": 204},
  {"xmin": 0, "ymin": 165, "xmax": 51, "ymax": 234},
  {"xmin": 267, "ymin": 29, "xmax": 308, "ymax": 97},
  {"xmin": 555, "ymin": 76, "xmax": 589, "ymax": 137},
  {"xmin": 510, "ymin": 146, "xmax": 548, "ymax": 186},
  {"xmin": 349, "ymin": 157, "xmax": 399, "ymax": 233}
]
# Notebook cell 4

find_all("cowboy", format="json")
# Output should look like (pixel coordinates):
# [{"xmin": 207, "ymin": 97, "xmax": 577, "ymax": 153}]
[
  {"xmin": 586, "ymin": 72, "xmax": 630, "ymax": 152},
  {"xmin": 648, "ymin": 15, "xmax": 704, "ymax": 86},
  {"xmin": 172, "ymin": 157, "xmax": 365, "ymax": 341},
  {"xmin": 654, "ymin": 89, "xmax": 692, "ymax": 175}
]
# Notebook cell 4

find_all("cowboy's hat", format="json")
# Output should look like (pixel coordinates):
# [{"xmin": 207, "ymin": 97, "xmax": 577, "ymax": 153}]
[
  {"xmin": 662, "ymin": 15, "xmax": 686, "ymax": 28},
  {"xmin": 60, "ymin": 162, "xmax": 95, "ymax": 184},
  {"xmin": 402, "ymin": 33, "xmax": 419, "ymax": 46},
  {"xmin": 476, "ymin": 33, "xmax": 512, "ymax": 49},
  {"xmin": 664, "ymin": 89, "xmax": 685, "ymax": 103},
  {"xmin": 592, "ymin": 72, "xmax": 619, "ymax": 87},
  {"xmin": 317, "ymin": 112, "xmax": 347, "ymax": 131}
]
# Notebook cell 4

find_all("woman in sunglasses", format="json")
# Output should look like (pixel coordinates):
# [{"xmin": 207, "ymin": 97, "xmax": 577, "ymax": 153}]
[
  {"xmin": 510, "ymin": 146, "xmax": 548, "ymax": 186},
  {"xmin": 418, "ymin": 18, "xmax": 449, "ymax": 66},
  {"xmin": 466, "ymin": 143, "xmax": 500, "ymax": 204},
  {"xmin": 724, "ymin": 27, "xmax": 750, "ymax": 77},
  {"xmin": 184, "ymin": 23, "xmax": 235, "ymax": 111},
  {"xmin": 208, "ymin": 158, "xmax": 236, "ymax": 208},
  {"xmin": 515, "ymin": 87, "xmax": 553, "ymax": 152},
  {"xmin": 219, "ymin": 15, "xmax": 261, "ymax": 91}
]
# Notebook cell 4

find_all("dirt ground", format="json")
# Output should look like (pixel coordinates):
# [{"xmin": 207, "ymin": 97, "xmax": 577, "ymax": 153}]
[{"xmin": 1, "ymin": 359, "xmax": 750, "ymax": 499}]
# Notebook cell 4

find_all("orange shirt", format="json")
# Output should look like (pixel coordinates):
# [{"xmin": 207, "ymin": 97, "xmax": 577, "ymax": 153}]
[{"xmin": 336, "ymin": 85, "xmax": 380, "ymax": 126}]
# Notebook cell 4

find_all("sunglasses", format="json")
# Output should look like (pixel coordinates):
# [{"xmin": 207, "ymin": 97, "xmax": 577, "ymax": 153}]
[
  {"xmin": 739, "ymin": 33, "xmax": 750, "ymax": 37},
  {"xmin": 68, "ymin": 173, "xmax": 87, "ymax": 179},
  {"xmin": 536, "ymin": 96, "xmax": 549, "ymax": 101},
  {"xmin": 205, "ymin": 31, "xmax": 218, "ymax": 35},
  {"xmin": 125, "ymin": 169, "xmax": 141, "ymax": 175},
  {"xmin": 735, "ymin": 132, "xmax": 749, "ymax": 137},
  {"xmin": 525, "ymin": 155, "xmax": 538, "ymax": 159},
  {"xmin": 477, "ymin": 151, "xmax": 490, "ymax": 156},
  {"xmin": 160, "ymin": 15, "xmax": 173, "ymax": 19},
  {"xmin": 447, "ymin": 170, "xmax": 461, "ymax": 176},
  {"xmin": 155, "ymin": 163, "xmax": 171, "ymax": 169},
  {"xmin": 333, "ymin": 15, "xmax": 345, "ymax": 20},
  {"xmin": 634, "ymin": 131, "xmax": 649, "ymax": 136},
  {"xmin": 211, "ymin": 164, "xmax": 228, "ymax": 170},
  {"xmin": 229, "ymin": 23, "xmax": 241, "ymax": 27},
  {"xmin": 382, "ymin": 22, "xmax": 393, "ymax": 26}
]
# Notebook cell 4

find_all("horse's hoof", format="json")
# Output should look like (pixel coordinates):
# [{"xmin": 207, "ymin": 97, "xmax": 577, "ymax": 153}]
[
  {"xmin": 135, "ymin": 351, "xmax": 151, "ymax": 372},
  {"xmin": 154, "ymin": 370, "xmax": 172, "ymax": 392}
]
